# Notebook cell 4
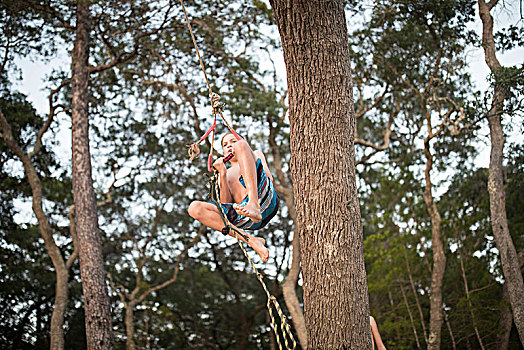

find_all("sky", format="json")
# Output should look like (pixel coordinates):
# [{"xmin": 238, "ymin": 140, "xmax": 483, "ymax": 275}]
[
  {"xmin": 10, "ymin": 1, "xmax": 524, "ymax": 169},
  {"xmin": 5, "ymin": 1, "xmax": 523, "ymax": 236}
]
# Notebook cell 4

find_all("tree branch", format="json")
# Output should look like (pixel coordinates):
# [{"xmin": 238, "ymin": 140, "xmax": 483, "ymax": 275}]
[
  {"xmin": 135, "ymin": 228, "xmax": 202, "ymax": 304},
  {"xmin": 29, "ymin": 79, "xmax": 71, "ymax": 158},
  {"xmin": 89, "ymin": 1, "xmax": 174, "ymax": 74}
]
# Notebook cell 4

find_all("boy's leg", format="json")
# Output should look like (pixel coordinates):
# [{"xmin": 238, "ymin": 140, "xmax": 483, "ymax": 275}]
[
  {"xmin": 188, "ymin": 201, "xmax": 269, "ymax": 262},
  {"xmin": 232, "ymin": 140, "xmax": 262, "ymax": 222}
]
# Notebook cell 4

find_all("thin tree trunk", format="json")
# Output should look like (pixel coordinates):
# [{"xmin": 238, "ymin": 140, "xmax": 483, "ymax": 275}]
[
  {"xmin": 113, "ymin": 230, "xmax": 201, "ymax": 350},
  {"xmin": 404, "ymin": 251, "xmax": 428, "ymax": 344},
  {"xmin": 498, "ymin": 251, "xmax": 524, "ymax": 349},
  {"xmin": 388, "ymin": 289, "xmax": 401, "ymax": 343},
  {"xmin": 125, "ymin": 301, "xmax": 137, "ymax": 350},
  {"xmin": 71, "ymin": 1, "xmax": 114, "ymax": 348},
  {"xmin": 0, "ymin": 110, "xmax": 69, "ymax": 350},
  {"xmin": 281, "ymin": 227, "xmax": 307, "ymax": 348},
  {"xmin": 269, "ymin": 0, "xmax": 371, "ymax": 348},
  {"xmin": 423, "ymin": 136, "xmax": 446, "ymax": 350},
  {"xmin": 458, "ymin": 253, "xmax": 485, "ymax": 349},
  {"xmin": 444, "ymin": 311, "xmax": 457, "ymax": 350},
  {"xmin": 400, "ymin": 284, "xmax": 421, "ymax": 349},
  {"xmin": 478, "ymin": 0, "xmax": 524, "ymax": 344},
  {"xmin": 144, "ymin": 312, "xmax": 151, "ymax": 350},
  {"xmin": 498, "ymin": 281, "xmax": 513, "ymax": 350}
]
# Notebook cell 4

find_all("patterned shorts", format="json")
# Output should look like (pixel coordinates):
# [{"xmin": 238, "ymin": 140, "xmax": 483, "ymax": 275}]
[{"xmin": 220, "ymin": 158, "xmax": 279, "ymax": 230}]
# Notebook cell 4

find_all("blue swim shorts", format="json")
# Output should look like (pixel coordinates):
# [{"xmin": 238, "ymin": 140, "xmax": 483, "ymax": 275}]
[{"xmin": 220, "ymin": 158, "xmax": 279, "ymax": 230}]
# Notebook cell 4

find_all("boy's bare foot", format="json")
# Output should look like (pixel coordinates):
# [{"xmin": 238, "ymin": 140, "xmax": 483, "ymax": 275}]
[
  {"xmin": 250, "ymin": 237, "xmax": 269, "ymax": 262},
  {"xmin": 234, "ymin": 202, "xmax": 262, "ymax": 223}
]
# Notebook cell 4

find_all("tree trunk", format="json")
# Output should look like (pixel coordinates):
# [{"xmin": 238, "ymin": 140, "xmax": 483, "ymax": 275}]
[
  {"xmin": 0, "ymin": 111, "xmax": 69, "ymax": 350},
  {"xmin": 125, "ymin": 302, "xmax": 136, "ymax": 350},
  {"xmin": 444, "ymin": 311, "xmax": 457, "ymax": 350},
  {"xmin": 400, "ymin": 284, "xmax": 421, "ymax": 349},
  {"xmin": 388, "ymin": 289, "xmax": 402, "ymax": 343},
  {"xmin": 269, "ymin": 1, "xmax": 371, "ymax": 348},
  {"xmin": 281, "ymin": 225, "xmax": 307, "ymax": 348},
  {"xmin": 268, "ymin": 113, "xmax": 308, "ymax": 348},
  {"xmin": 478, "ymin": 0, "xmax": 524, "ymax": 344},
  {"xmin": 423, "ymin": 137, "xmax": 446, "ymax": 350},
  {"xmin": 498, "ymin": 251, "xmax": 524, "ymax": 349},
  {"xmin": 498, "ymin": 280, "xmax": 513, "ymax": 350},
  {"xmin": 71, "ymin": 1, "xmax": 114, "ymax": 348},
  {"xmin": 458, "ymin": 252, "xmax": 485, "ymax": 349},
  {"xmin": 404, "ymin": 251, "xmax": 428, "ymax": 345}
]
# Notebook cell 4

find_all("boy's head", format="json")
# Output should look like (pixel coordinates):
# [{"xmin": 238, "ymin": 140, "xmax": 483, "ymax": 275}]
[
  {"xmin": 221, "ymin": 132, "xmax": 238, "ymax": 156},
  {"xmin": 221, "ymin": 132, "xmax": 236, "ymax": 149}
]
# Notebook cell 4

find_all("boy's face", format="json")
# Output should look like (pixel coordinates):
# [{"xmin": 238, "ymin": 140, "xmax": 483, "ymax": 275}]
[{"xmin": 222, "ymin": 133, "xmax": 237, "ymax": 156}]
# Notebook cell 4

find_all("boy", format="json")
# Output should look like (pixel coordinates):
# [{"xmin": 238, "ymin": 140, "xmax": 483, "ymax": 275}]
[{"xmin": 188, "ymin": 133, "xmax": 279, "ymax": 262}]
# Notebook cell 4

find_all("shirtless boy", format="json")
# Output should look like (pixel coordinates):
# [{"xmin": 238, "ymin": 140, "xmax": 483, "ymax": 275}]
[{"xmin": 188, "ymin": 133, "xmax": 280, "ymax": 262}]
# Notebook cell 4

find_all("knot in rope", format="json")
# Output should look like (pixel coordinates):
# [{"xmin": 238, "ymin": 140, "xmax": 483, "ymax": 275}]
[
  {"xmin": 221, "ymin": 226, "xmax": 230, "ymax": 236},
  {"xmin": 211, "ymin": 93, "xmax": 223, "ymax": 114}
]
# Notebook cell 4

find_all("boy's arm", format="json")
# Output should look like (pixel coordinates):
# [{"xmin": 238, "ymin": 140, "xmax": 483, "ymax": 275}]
[
  {"xmin": 370, "ymin": 316, "xmax": 387, "ymax": 350},
  {"xmin": 254, "ymin": 150, "xmax": 274, "ymax": 182},
  {"xmin": 213, "ymin": 157, "xmax": 233, "ymax": 203}
]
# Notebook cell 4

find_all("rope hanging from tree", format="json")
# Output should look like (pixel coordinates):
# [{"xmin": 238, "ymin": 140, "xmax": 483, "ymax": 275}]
[
  {"xmin": 208, "ymin": 170, "xmax": 296, "ymax": 350},
  {"xmin": 178, "ymin": 1, "xmax": 297, "ymax": 348},
  {"xmin": 178, "ymin": 0, "xmax": 241, "ymax": 172}
]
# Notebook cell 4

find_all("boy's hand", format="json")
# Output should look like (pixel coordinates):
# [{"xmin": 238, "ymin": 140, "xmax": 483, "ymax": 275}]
[{"xmin": 213, "ymin": 157, "xmax": 227, "ymax": 175}]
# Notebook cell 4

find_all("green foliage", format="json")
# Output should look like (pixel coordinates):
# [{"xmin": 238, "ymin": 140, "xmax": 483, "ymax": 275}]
[
  {"xmin": 1, "ymin": 0, "xmax": 523, "ymax": 348},
  {"xmin": 0, "ymin": 86, "xmax": 75, "ymax": 349},
  {"xmin": 495, "ymin": 24, "xmax": 524, "ymax": 52}
]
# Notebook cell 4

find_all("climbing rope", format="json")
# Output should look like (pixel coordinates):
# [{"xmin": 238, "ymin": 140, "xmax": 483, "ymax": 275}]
[
  {"xmin": 179, "ymin": 0, "xmax": 241, "ymax": 171},
  {"xmin": 208, "ymin": 171, "xmax": 296, "ymax": 350},
  {"xmin": 179, "ymin": 2, "xmax": 296, "ymax": 347}
]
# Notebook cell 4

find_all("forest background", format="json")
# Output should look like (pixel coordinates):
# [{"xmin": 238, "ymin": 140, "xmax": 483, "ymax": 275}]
[{"xmin": 1, "ymin": 0, "xmax": 523, "ymax": 349}]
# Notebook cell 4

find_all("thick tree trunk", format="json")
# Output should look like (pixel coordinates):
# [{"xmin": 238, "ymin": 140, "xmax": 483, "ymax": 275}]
[
  {"xmin": 71, "ymin": 2, "xmax": 114, "ymax": 348},
  {"xmin": 0, "ymin": 111, "xmax": 69, "ymax": 350},
  {"xmin": 423, "ymin": 138, "xmax": 446, "ymax": 350},
  {"xmin": 478, "ymin": 0, "xmax": 524, "ymax": 344},
  {"xmin": 269, "ymin": 1, "xmax": 371, "ymax": 348}
]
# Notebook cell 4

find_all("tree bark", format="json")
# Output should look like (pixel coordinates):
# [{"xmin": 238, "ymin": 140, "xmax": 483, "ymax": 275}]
[
  {"xmin": 125, "ymin": 301, "xmax": 137, "ymax": 350},
  {"xmin": 269, "ymin": 1, "xmax": 371, "ymax": 348},
  {"xmin": 423, "ymin": 127, "xmax": 446, "ymax": 350},
  {"xmin": 0, "ymin": 110, "xmax": 69, "ymax": 350},
  {"xmin": 478, "ymin": 0, "xmax": 524, "ymax": 344},
  {"xmin": 498, "ymin": 251, "xmax": 524, "ymax": 349},
  {"xmin": 71, "ymin": 1, "xmax": 114, "ymax": 348},
  {"xmin": 498, "ymin": 284, "xmax": 512, "ymax": 350}
]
